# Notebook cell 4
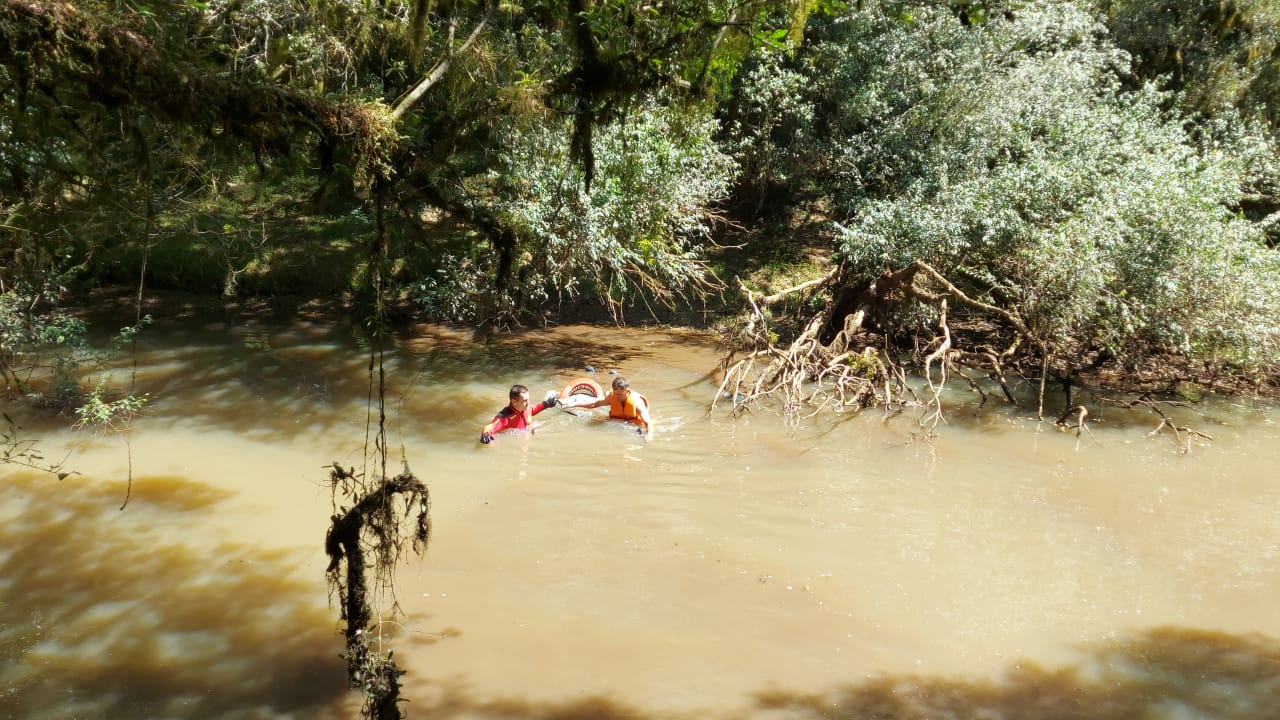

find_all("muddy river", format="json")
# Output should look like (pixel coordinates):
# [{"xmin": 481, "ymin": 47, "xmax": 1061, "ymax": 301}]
[{"xmin": 2, "ymin": 301, "xmax": 1278, "ymax": 719}]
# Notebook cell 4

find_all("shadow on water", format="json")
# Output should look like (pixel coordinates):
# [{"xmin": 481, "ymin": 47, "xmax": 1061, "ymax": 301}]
[
  {"xmin": 0, "ymin": 471, "xmax": 349, "ymax": 720},
  {"xmin": 75, "ymin": 294, "xmax": 1275, "ymax": 446},
  {"xmin": 88, "ymin": 303, "xmax": 684, "ymax": 443},
  {"xmin": 750, "ymin": 625, "xmax": 1280, "ymax": 720},
  {"xmin": 400, "ymin": 626, "xmax": 1280, "ymax": 720},
  {"xmin": 6, "ymin": 471, "xmax": 1280, "ymax": 719}
]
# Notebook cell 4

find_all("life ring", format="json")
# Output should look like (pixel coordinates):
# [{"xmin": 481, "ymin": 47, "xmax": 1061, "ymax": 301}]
[{"xmin": 560, "ymin": 377, "xmax": 604, "ymax": 401}]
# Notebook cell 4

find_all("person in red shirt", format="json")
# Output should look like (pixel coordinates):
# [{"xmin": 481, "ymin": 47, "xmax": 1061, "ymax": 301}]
[
  {"xmin": 480, "ymin": 384, "xmax": 558, "ymax": 444},
  {"xmin": 564, "ymin": 375, "xmax": 651, "ymax": 436}
]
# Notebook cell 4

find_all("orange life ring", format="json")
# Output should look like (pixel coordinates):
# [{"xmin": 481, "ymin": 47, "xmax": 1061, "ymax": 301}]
[{"xmin": 560, "ymin": 377, "xmax": 604, "ymax": 400}]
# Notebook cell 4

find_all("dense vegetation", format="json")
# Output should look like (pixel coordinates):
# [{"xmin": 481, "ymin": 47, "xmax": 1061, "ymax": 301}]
[
  {"xmin": 3, "ymin": 0, "xmax": 1280, "ymax": 410},
  {"xmin": 5, "ymin": 1, "xmax": 1280, "ymax": 715}
]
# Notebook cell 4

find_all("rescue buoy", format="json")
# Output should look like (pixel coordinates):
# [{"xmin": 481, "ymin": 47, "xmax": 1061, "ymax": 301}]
[{"xmin": 560, "ymin": 377, "xmax": 604, "ymax": 400}]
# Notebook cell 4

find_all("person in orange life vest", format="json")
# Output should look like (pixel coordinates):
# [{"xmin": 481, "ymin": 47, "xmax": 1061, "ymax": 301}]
[
  {"xmin": 565, "ymin": 375, "xmax": 651, "ymax": 435},
  {"xmin": 479, "ymin": 384, "xmax": 558, "ymax": 444}
]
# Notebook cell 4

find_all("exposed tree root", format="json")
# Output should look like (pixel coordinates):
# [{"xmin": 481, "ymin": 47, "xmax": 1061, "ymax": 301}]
[
  {"xmin": 714, "ymin": 259, "xmax": 1026, "ymax": 436},
  {"xmin": 1055, "ymin": 404, "xmax": 1098, "ymax": 450},
  {"xmin": 714, "ymin": 259, "xmax": 1219, "ymax": 449}
]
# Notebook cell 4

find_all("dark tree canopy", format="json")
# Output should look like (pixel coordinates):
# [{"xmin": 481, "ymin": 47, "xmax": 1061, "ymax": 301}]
[{"xmin": 1, "ymin": 0, "xmax": 1279, "ymax": 414}]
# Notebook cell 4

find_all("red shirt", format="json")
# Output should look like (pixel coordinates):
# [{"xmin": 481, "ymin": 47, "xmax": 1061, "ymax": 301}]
[{"xmin": 482, "ymin": 400, "xmax": 551, "ymax": 435}]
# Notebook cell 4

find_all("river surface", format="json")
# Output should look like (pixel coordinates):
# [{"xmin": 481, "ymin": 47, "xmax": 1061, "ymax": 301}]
[{"xmin": 2, "ymin": 298, "xmax": 1279, "ymax": 720}]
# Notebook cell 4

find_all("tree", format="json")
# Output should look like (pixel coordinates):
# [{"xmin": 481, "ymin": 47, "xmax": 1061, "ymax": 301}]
[
  {"xmin": 717, "ymin": 0, "xmax": 1280, "ymax": 426},
  {"xmin": 1105, "ymin": 0, "xmax": 1280, "ymax": 122},
  {"xmin": 0, "ymin": 0, "xmax": 806, "ymax": 326}
]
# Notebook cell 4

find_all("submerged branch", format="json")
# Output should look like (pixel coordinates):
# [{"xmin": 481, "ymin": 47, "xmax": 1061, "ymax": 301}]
[{"xmin": 1101, "ymin": 395, "xmax": 1214, "ymax": 454}]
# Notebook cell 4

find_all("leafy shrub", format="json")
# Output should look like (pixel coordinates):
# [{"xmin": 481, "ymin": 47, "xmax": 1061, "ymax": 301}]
[
  {"xmin": 484, "ymin": 96, "xmax": 737, "ymax": 315},
  {"xmin": 752, "ymin": 0, "xmax": 1280, "ymax": 374}
]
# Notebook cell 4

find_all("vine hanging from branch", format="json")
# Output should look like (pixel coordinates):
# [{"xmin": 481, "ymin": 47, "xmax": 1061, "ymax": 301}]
[
  {"xmin": 322, "ymin": 177, "xmax": 432, "ymax": 720},
  {"xmin": 324, "ymin": 462, "xmax": 431, "ymax": 720}
]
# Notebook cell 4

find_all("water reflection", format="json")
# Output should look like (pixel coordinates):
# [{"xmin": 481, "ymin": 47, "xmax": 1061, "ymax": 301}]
[{"xmin": 101, "ymin": 303, "xmax": 714, "ymax": 448}]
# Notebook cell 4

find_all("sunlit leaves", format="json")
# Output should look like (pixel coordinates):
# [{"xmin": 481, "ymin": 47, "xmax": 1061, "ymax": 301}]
[
  {"xmin": 794, "ymin": 0, "xmax": 1280, "ymax": 372},
  {"xmin": 73, "ymin": 375, "xmax": 148, "ymax": 434},
  {"xmin": 486, "ymin": 96, "xmax": 735, "ymax": 312}
]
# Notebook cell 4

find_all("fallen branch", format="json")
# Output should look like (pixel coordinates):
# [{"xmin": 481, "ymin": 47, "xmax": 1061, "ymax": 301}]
[
  {"xmin": 1103, "ymin": 394, "xmax": 1213, "ymax": 453},
  {"xmin": 1148, "ymin": 416, "xmax": 1213, "ymax": 453},
  {"xmin": 756, "ymin": 267, "xmax": 840, "ymax": 306}
]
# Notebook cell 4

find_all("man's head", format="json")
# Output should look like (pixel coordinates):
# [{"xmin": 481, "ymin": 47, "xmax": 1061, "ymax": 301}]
[
  {"xmin": 508, "ymin": 384, "xmax": 531, "ymax": 408},
  {"xmin": 611, "ymin": 376, "xmax": 629, "ymax": 393}
]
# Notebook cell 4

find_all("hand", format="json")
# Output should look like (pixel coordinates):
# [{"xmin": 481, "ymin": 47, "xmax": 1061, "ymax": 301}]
[
  {"xmin": 480, "ymin": 432, "xmax": 493, "ymax": 444},
  {"xmin": 544, "ymin": 390, "xmax": 559, "ymax": 407}
]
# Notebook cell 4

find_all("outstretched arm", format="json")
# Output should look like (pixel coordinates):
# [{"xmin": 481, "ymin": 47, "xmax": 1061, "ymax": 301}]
[
  {"xmin": 530, "ymin": 390, "xmax": 561, "ymax": 416},
  {"xmin": 565, "ymin": 393, "xmax": 610, "ymax": 409}
]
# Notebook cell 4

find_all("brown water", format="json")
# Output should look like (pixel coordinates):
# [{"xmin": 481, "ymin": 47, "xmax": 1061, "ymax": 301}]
[{"xmin": 3, "ymin": 304, "xmax": 1279, "ymax": 719}]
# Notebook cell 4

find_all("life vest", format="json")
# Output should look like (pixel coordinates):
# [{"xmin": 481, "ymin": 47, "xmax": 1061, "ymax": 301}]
[{"xmin": 609, "ymin": 391, "xmax": 648, "ymax": 426}]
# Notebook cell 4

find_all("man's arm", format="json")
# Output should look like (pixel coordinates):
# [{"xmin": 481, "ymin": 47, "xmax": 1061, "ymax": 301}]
[
  {"xmin": 480, "ymin": 408, "xmax": 513, "ymax": 443},
  {"xmin": 530, "ymin": 391, "xmax": 561, "ymax": 416},
  {"xmin": 637, "ymin": 396, "xmax": 653, "ymax": 435},
  {"xmin": 564, "ymin": 393, "xmax": 610, "ymax": 409},
  {"xmin": 480, "ymin": 417, "xmax": 499, "ymax": 444}
]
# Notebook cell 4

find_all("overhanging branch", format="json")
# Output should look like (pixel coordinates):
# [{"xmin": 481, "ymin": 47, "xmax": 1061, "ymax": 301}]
[
  {"xmin": 1, "ymin": 0, "xmax": 391, "ymax": 153},
  {"xmin": 389, "ymin": 9, "xmax": 493, "ymax": 123}
]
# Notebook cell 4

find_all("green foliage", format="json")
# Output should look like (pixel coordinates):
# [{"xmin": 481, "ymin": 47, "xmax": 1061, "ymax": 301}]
[
  {"xmin": 73, "ymin": 375, "xmax": 148, "ymax": 434},
  {"xmin": 408, "ymin": 252, "xmax": 483, "ymax": 322},
  {"xmin": 819, "ymin": 0, "xmax": 1280, "ymax": 368},
  {"xmin": 0, "ymin": 274, "xmax": 91, "ymax": 405},
  {"xmin": 3, "ymin": 0, "xmax": 807, "ymax": 329},
  {"xmin": 744, "ymin": 0, "xmax": 1280, "ymax": 374},
  {"xmin": 194, "ymin": 0, "xmax": 412, "ymax": 94},
  {"xmin": 6, "ymin": 0, "xmax": 1280, "ymax": 390},
  {"xmin": 720, "ymin": 51, "xmax": 816, "ymax": 201},
  {"xmin": 476, "ymin": 96, "xmax": 737, "ymax": 315},
  {"xmin": 1107, "ymin": 0, "xmax": 1280, "ymax": 122},
  {"xmin": 117, "ymin": 314, "xmax": 153, "ymax": 344},
  {"xmin": 844, "ymin": 348, "xmax": 879, "ymax": 379}
]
